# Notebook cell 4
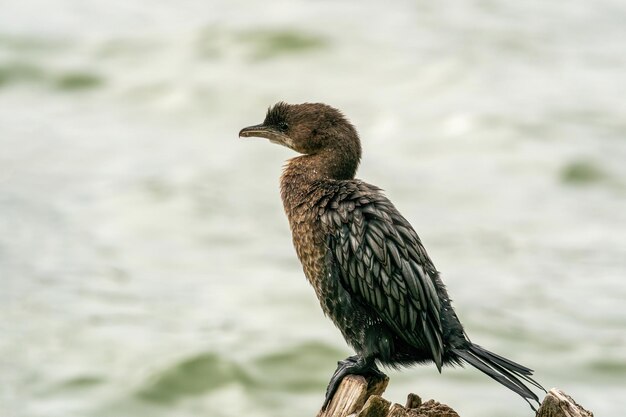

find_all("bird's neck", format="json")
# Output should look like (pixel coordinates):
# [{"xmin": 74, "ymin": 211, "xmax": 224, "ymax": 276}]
[
  {"xmin": 286, "ymin": 147, "xmax": 359, "ymax": 181},
  {"xmin": 280, "ymin": 149, "xmax": 357, "ymax": 213}
]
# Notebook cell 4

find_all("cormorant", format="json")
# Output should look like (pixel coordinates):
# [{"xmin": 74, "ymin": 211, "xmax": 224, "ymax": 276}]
[{"xmin": 239, "ymin": 102, "xmax": 544, "ymax": 409}]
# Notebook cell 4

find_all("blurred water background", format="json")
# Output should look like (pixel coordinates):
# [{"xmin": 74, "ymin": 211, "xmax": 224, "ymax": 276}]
[{"xmin": 1, "ymin": 1, "xmax": 625, "ymax": 416}]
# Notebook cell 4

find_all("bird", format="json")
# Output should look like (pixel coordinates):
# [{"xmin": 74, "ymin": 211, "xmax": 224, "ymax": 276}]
[{"xmin": 239, "ymin": 102, "xmax": 544, "ymax": 410}]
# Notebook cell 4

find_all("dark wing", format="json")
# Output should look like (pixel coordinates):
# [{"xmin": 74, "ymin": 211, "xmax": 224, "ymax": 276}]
[{"xmin": 320, "ymin": 182, "xmax": 445, "ymax": 369}]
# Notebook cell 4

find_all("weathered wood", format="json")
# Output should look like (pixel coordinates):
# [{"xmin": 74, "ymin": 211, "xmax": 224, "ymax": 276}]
[
  {"xmin": 536, "ymin": 389, "xmax": 593, "ymax": 417},
  {"xmin": 405, "ymin": 393, "xmax": 422, "ymax": 409},
  {"xmin": 316, "ymin": 376, "xmax": 592, "ymax": 417},
  {"xmin": 358, "ymin": 396, "xmax": 391, "ymax": 417},
  {"xmin": 409, "ymin": 400, "xmax": 460, "ymax": 417},
  {"xmin": 317, "ymin": 375, "xmax": 389, "ymax": 417},
  {"xmin": 386, "ymin": 403, "xmax": 408, "ymax": 417}
]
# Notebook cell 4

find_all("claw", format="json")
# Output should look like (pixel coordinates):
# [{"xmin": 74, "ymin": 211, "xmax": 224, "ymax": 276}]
[{"xmin": 321, "ymin": 355, "xmax": 386, "ymax": 410}]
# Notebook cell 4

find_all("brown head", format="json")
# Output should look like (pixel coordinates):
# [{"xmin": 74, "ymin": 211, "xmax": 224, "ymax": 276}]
[{"xmin": 239, "ymin": 102, "xmax": 362, "ymax": 180}]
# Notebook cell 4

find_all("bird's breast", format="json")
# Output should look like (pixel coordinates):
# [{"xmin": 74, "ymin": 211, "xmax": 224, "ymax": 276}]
[
  {"xmin": 285, "ymin": 204, "xmax": 328, "ymax": 295},
  {"xmin": 280, "ymin": 166, "xmax": 346, "ymax": 312}
]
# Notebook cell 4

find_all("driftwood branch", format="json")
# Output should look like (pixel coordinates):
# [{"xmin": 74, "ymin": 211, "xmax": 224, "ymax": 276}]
[
  {"xmin": 536, "ymin": 389, "xmax": 593, "ymax": 417},
  {"xmin": 316, "ymin": 375, "xmax": 593, "ymax": 417}
]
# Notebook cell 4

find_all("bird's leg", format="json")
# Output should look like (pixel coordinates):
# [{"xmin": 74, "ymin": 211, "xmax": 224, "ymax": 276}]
[{"xmin": 322, "ymin": 355, "xmax": 386, "ymax": 410}]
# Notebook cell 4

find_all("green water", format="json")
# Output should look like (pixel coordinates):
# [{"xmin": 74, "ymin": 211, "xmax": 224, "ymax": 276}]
[{"xmin": 1, "ymin": 1, "xmax": 625, "ymax": 417}]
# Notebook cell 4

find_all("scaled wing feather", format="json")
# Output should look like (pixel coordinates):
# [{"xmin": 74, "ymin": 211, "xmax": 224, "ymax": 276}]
[{"xmin": 322, "ymin": 183, "xmax": 444, "ymax": 368}]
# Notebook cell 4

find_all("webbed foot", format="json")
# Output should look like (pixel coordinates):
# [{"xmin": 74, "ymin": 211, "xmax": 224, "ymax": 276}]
[{"xmin": 322, "ymin": 355, "xmax": 386, "ymax": 410}]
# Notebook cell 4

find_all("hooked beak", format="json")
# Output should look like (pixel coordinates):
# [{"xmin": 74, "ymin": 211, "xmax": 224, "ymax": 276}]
[{"xmin": 238, "ymin": 124, "xmax": 292, "ymax": 147}]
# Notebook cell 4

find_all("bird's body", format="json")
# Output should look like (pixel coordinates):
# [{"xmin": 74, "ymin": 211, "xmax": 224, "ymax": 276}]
[
  {"xmin": 240, "ymin": 102, "xmax": 543, "ymax": 409},
  {"xmin": 281, "ymin": 161, "xmax": 464, "ymax": 368}
]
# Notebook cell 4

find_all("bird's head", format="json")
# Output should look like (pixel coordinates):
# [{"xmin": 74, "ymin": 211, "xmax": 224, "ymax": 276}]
[{"xmin": 239, "ymin": 102, "xmax": 361, "ymax": 179}]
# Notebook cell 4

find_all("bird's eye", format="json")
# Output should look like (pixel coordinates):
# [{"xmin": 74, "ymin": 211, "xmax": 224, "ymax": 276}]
[{"xmin": 278, "ymin": 121, "xmax": 289, "ymax": 132}]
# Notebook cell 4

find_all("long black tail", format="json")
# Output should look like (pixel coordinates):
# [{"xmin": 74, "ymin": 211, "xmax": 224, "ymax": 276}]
[{"xmin": 452, "ymin": 344, "xmax": 545, "ymax": 409}]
